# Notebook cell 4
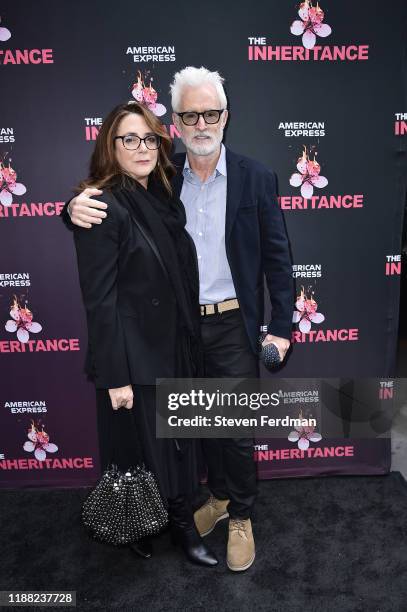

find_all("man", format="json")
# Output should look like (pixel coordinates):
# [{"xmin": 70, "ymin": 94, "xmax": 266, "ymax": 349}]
[{"xmin": 64, "ymin": 66, "xmax": 293, "ymax": 572}]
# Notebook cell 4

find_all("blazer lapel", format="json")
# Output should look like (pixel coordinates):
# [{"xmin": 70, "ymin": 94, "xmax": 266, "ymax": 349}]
[
  {"xmin": 129, "ymin": 209, "xmax": 170, "ymax": 282},
  {"xmin": 114, "ymin": 187, "xmax": 170, "ymax": 281},
  {"xmin": 225, "ymin": 149, "xmax": 246, "ymax": 244},
  {"xmin": 171, "ymin": 152, "xmax": 186, "ymax": 198},
  {"xmin": 172, "ymin": 171, "xmax": 184, "ymax": 199}
]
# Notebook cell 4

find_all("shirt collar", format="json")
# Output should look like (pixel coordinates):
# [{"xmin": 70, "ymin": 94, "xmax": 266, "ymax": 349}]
[{"xmin": 183, "ymin": 143, "xmax": 227, "ymax": 179}]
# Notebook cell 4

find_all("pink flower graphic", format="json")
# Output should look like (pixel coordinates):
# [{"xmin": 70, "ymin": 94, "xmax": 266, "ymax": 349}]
[
  {"xmin": 290, "ymin": 0, "xmax": 332, "ymax": 49},
  {"xmin": 23, "ymin": 421, "xmax": 58, "ymax": 461},
  {"xmin": 288, "ymin": 411, "xmax": 322, "ymax": 450},
  {"xmin": 131, "ymin": 71, "xmax": 167, "ymax": 117},
  {"xmin": 0, "ymin": 17, "xmax": 11, "ymax": 42},
  {"xmin": 293, "ymin": 287, "xmax": 325, "ymax": 333},
  {"xmin": 5, "ymin": 297, "xmax": 42, "ymax": 343},
  {"xmin": 0, "ymin": 161, "xmax": 27, "ymax": 206},
  {"xmin": 289, "ymin": 146, "xmax": 328, "ymax": 198}
]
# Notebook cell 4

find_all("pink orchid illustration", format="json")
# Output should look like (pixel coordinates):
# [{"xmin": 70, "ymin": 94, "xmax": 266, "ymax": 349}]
[
  {"xmin": 288, "ymin": 411, "xmax": 322, "ymax": 450},
  {"xmin": 289, "ymin": 146, "xmax": 328, "ymax": 198},
  {"xmin": 292, "ymin": 287, "xmax": 325, "ymax": 333},
  {"xmin": 131, "ymin": 71, "xmax": 167, "ymax": 117},
  {"xmin": 5, "ymin": 297, "xmax": 42, "ymax": 343},
  {"xmin": 0, "ymin": 17, "xmax": 11, "ymax": 42},
  {"xmin": 290, "ymin": 0, "xmax": 332, "ymax": 49},
  {"xmin": 23, "ymin": 421, "xmax": 58, "ymax": 461},
  {"xmin": 0, "ymin": 161, "xmax": 27, "ymax": 206}
]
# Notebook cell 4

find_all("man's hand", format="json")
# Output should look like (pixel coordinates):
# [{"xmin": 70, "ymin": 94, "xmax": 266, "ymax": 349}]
[
  {"xmin": 68, "ymin": 188, "xmax": 108, "ymax": 229},
  {"xmin": 108, "ymin": 385, "xmax": 134, "ymax": 410},
  {"xmin": 262, "ymin": 334, "xmax": 290, "ymax": 361}
]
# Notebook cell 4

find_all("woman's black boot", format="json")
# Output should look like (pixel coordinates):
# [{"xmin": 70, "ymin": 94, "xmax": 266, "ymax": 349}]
[
  {"xmin": 128, "ymin": 536, "xmax": 153, "ymax": 559},
  {"xmin": 168, "ymin": 495, "xmax": 218, "ymax": 567}
]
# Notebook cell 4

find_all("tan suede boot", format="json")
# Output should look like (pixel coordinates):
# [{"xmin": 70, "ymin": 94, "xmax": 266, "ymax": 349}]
[
  {"xmin": 193, "ymin": 496, "xmax": 229, "ymax": 537},
  {"xmin": 227, "ymin": 518, "xmax": 255, "ymax": 571}
]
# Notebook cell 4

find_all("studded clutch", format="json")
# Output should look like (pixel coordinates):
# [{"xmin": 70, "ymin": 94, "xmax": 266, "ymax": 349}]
[
  {"xmin": 259, "ymin": 333, "xmax": 282, "ymax": 370},
  {"xmin": 82, "ymin": 463, "xmax": 168, "ymax": 546}
]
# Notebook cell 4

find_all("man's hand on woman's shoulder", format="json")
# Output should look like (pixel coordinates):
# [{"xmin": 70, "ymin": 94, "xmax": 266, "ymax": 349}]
[{"xmin": 68, "ymin": 187, "xmax": 109, "ymax": 229}]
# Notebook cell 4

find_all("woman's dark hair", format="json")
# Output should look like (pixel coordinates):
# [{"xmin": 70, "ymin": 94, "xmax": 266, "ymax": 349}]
[{"xmin": 79, "ymin": 101, "xmax": 175, "ymax": 195}]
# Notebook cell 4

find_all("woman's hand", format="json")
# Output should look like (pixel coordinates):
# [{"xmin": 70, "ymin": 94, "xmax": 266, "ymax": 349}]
[{"xmin": 108, "ymin": 385, "xmax": 134, "ymax": 410}]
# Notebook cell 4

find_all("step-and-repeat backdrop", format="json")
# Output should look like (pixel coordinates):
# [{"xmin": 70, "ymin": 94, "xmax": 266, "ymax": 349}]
[{"xmin": 1, "ymin": 0, "xmax": 406, "ymax": 487}]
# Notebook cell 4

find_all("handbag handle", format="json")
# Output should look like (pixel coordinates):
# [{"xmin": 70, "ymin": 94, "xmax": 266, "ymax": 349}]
[{"xmin": 107, "ymin": 395, "xmax": 145, "ymax": 470}]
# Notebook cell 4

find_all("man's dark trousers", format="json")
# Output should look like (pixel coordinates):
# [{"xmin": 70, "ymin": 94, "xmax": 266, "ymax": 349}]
[{"xmin": 200, "ymin": 308, "xmax": 259, "ymax": 520}]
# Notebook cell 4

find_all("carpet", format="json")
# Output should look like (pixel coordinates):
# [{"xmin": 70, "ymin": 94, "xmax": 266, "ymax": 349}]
[{"xmin": 1, "ymin": 472, "xmax": 407, "ymax": 611}]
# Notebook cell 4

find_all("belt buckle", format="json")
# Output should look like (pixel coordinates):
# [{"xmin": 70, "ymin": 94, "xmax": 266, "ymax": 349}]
[
  {"xmin": 200, "ymin": 304, "xmax": 216, "ymax": 316},
  {"xmin": 200, "ymin": 301, "xmax": 239, "ymax": 316}
]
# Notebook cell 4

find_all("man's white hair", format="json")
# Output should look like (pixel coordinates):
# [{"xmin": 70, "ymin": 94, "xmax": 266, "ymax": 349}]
[{"xmin": 170, "ymin": 66, "xmax": 227, "ymax": 112}]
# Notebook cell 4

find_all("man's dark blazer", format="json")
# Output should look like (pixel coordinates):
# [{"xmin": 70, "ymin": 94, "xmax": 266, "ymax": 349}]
[
  {"xmin": 63, "ymin": 146, "xmax": 293, "ymax": 361},
  {"xmin": 72, "ymin": 186, "xmax": 195, "ymax": 389},
  {"xmin": 171, "ymin": 148, "xmax": 294, "ymax": 353}
]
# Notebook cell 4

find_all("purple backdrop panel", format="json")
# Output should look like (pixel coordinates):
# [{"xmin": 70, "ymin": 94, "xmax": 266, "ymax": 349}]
[
  {"xmin": 0, "ymin": 0, "xmax": 406, "ymax": 487},
  {"xmin": 256, "ymin": 439, "xmax": 391, "ymax": 479}
]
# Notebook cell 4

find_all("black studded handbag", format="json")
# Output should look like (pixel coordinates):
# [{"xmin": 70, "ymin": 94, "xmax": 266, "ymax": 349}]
[{"xmin": 82, "ymin": 414, "xmax": 168, "ymax": 546}]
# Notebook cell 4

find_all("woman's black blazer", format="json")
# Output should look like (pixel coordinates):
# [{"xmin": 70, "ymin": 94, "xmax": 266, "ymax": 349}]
[{"xmin": 73, "ymin": 189, "xmax": 182, "ymax": 389}]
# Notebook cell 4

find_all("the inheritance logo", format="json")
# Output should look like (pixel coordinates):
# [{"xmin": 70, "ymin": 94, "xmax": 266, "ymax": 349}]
[
  {"xmin": 84, "ymin": 117, "xmax": 102, "ymax": 141},
  {"xmin": 385, "ymin": 255, "xmax": 401, "ymax": 276},
  {"xmin": 5, "ymin": 296, "xmax": 42, "ymax": 343},
  {"xmin": 126, "ymin": 45, "xmax": 176, "ymax": 62},
  {"xmin": 0, "ymin": 159, "xmax": 27, "ymax": 206},
  {"xmin": 23, "ymin": 420, "xmax": 58, "ymax": 461},
  {"xmin": 394, "ymin": 113, "xmax": 407, "ymax": 136},
  {"xmin": 289, "ymin": 146, "xmax": 328, "ymax": 199},
  {"xmin": 0, "ymin": 16, "xmax": 11, "ymax": 41}
]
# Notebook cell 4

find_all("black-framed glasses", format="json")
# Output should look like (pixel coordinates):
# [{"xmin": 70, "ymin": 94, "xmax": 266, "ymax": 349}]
[
  {"xmin": 114, "ymin": 133, "xmax": 161, "ymax": 150},
  {"xmin": 176, "ymin": 109, "xmax": 225, "ymax": 126}
]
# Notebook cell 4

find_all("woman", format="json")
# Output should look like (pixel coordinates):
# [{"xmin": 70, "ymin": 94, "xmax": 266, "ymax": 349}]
[{"xmin": 72, "ymin": 100, "xmax": 217, "ymax": 567}]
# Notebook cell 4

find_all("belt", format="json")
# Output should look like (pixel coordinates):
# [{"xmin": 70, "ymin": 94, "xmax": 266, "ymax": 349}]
[{"xmin": 200, "ymin": 298, "xmax": 239, "ymax": 316}]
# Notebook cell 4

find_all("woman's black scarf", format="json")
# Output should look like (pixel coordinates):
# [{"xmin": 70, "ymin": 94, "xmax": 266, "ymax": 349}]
[{"xmin": 112, "ymin": 176, "xmax": 203, "ymax": 376}]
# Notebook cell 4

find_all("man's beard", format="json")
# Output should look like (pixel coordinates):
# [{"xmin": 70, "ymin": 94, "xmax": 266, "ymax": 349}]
[{"xmin": 182, "ymin": 128, "xmax": 224, "ymax": 156}]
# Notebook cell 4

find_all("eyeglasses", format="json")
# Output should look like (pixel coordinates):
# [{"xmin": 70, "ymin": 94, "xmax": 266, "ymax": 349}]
[
  {"xmin": 176, "ymin": 109, "xmax": 225, "ymax": 126},
  {"xmin": 114, "ymin": 133, "xmax": 161, "ymax": 150}
]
